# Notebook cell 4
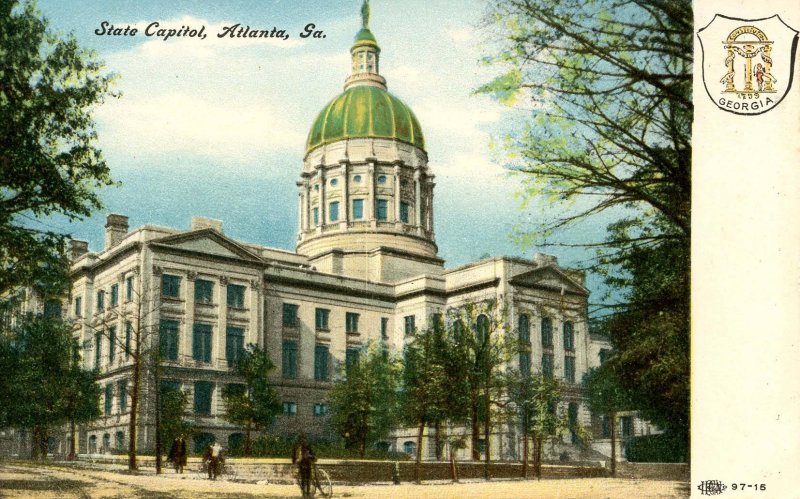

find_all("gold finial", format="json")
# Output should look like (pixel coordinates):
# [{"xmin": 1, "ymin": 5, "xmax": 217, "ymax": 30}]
[{"xmin": 361, "ymin": 0, "xmax": 370, "ymax": 30}]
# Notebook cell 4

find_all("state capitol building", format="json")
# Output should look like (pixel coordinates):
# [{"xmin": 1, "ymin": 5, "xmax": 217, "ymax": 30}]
[{"xmin": 9, "ymin": 5, "xmax": 652, "ymax": 461}]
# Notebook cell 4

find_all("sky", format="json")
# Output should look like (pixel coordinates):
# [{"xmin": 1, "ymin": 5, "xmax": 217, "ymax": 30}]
[{"xmin": 31, "ymin": 0, "xmax": 612, "ymax": 304}]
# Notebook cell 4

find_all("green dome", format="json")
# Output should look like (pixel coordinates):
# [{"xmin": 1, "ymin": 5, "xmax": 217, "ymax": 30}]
[{"xmin": 306, "ymin": 85, "xmax": 425, "ymax": 153}]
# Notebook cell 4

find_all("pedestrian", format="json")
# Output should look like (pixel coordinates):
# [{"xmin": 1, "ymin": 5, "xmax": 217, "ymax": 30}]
[
  {"xmin": 168, "ymin": 434, "xmax": 187, "ymax": 474},
  {"xmin": 292, "ymin": 433, "xmax": 316, "ymax": 497},
  {"xmin": 202, "ymin": 438, "xmax": 224, "ymax": 480}
]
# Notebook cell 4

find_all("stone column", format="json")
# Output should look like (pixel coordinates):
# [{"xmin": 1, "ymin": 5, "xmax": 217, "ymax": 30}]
[
  {"xmin": 318, "ymin": 167, "xmax": 327, "ymax": 232},
  {"xmin": 367, "ymin": 162, "xmax": 376, "ymax": 227},
  {"xmin": 297, "ymin": 182, "xmax": 305, "ymax": 236},
  {"xmin": 304, "ymin": 181, "xmax": 311, "ymax": 231},
  {"xmin": 184, "ymin": 271, "xmax": 196, "ymax": 364},
  {"xmin": 249, "ymin": 279, "xmax": 261, "ymax": 348},
  {"xmin": 340, "ymin": 161, "xmax": 349, "ymax": 228},
  {"xmin": 414, "ymin": 168, "xmax": 422, "ymax": 233},
  {"xmin": 426, "ymin": 177, "xmax": 436, "ymax": 232},
  {"xmin": 394, "ymin": 163, "xmax": 402, "ymax": 223},
  {"xmin": 217, "ymin": 276, "xmax": 228, "ymax": 370}
]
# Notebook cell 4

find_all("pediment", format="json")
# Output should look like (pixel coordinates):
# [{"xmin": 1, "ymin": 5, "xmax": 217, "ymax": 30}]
[
  {"xmin": 151, "ymin": 229, "xmax": 263, "ymax": 264},
  {"xmin": 509, "ymin": 265, "xmax": 588, "ymax": 296}
]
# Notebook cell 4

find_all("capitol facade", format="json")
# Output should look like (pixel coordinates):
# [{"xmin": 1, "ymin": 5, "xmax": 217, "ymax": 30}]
[{"xmin": 8, "ymin": 6, "xmax": 654, "ymax": 461}]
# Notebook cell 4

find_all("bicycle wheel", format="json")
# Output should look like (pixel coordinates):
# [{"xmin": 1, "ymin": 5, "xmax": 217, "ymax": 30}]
[{"xmin": 315, "ymin": 468, "xmax": 332, "ymax": 498}]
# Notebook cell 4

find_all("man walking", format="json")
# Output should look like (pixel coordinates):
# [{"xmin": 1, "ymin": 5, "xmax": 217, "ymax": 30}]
[
  {"xmin": 292, "ymin": 434, "xmax": 316, "ymax": 497},
  {"xmin": 168, "ymin": 434, "xmax": 187, "ymax": 474}
]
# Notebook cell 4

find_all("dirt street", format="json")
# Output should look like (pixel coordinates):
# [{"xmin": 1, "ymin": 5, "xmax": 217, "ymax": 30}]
[{"xmin": 0, "ymin": 462, "xmax": 689, "ymax": 498}]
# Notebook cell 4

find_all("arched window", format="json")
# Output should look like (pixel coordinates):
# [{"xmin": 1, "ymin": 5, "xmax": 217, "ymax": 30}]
[
  {"xmin": 194, "ymin": 432, "xmax": 215, "ymax": 454},
  {"xmin": 228, "ymin": 433, "xmax": 245, "ymax": 454},
  {"xmin": 102, "ymin": 433, "xmax": 111, "ymax": 453},
  {"xmin": 541, "ymin": 318, "xmax": 553, "ymax": 347},
  {"xmin": 403, "ymin": 441, "xmax": 416, "ymax": 455},
  {"xmin": 476, "ymin": 314, "xmax": 489, "ymax": 345},
  {"xmin": 563, "ymin": 321, "xmax": 574, "ymax": 351},
  {"xmin": 88, "ymin": 435, "xmax": 97, "ymax": 454},
  {"xmin": 518, "ymin": 314, "xmax": 530, "ymax": 343}
]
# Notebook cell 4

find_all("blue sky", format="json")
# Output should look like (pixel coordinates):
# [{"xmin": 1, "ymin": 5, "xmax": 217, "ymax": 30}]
[{"xmin": 33, "ymin": 0, "xmax": 611, "ymax": 303}]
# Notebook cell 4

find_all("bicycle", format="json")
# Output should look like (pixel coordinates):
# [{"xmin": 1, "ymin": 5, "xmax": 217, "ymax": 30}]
[{"xmin": 297, "ymin": 463, "xmax": 332, "ymax": 498}]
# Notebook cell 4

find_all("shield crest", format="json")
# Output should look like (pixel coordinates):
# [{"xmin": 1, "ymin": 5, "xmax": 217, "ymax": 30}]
[{"xmin": 698, "ymin": 14, "xmax": 798, "ymax": 115}]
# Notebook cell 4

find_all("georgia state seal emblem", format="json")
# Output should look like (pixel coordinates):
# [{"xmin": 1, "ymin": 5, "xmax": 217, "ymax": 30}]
[{"xmin": 697, "ymin": 14, "xmax": 798, "ymax": 115}]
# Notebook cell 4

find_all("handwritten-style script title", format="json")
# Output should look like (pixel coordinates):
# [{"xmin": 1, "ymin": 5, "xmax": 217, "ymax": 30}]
[{"xmin": 94, "ymin": 21, "xmax": 326, "ymax": 42}]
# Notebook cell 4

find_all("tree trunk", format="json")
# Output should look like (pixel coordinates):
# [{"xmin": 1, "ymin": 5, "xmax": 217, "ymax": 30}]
[
  {"xmin": 522, "ymin": 425, "xmax": 528, "ymax": 478},
  {"xmin": 449, "ymin": 443, "xmax": 459, "ymax": 482},
  {"xmin": 128, "ymin": 352, "xmax": 141, "ymax": 470},
  {"xmin": 31, "ymin": 427, "xmax": 39, "ymax": 461},
  {"xmin": 483, "ymin": 385, "xmax": 491, "ymax": 480},
  {"xmin": 414, "ymin": 420, "xmax": 424, "ymax": 483},
  {"xmin": 610, "ymin": 411, "xmax": 617, "ymax": 477},
  {"xmin": 470, "ymin": 399, "xmax": 480, "ymax": 461},
  {"xmin": 535, "ymin": 434, "xmax": 543, "ymax": 480},
  {"xmin": 68, "ymin": 419, "xmax": 77, "ymax": 460},
  {"xmin": 245, "ymin": 420, "xmax": 252, "ymax": 456},
  {"xmin": 434, "ymin": 420, "xmax": 442, "ymax": 461},
  {"xmin": 155, "ymin": 375, "xmax": 162, "ymax": 475}
]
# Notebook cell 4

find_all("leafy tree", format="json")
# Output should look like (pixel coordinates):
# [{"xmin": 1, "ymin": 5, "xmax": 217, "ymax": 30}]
[
  {"xmin": 0, "ymin": 0, "xmax": 116, "ymax": 297},
  {"xmin": 158, "ymin": 383, "xmax": 193, "ymax": 452},
  {"xmin": 507, "ymin": 370, "xmax": 567, "ymax": 479},
  {"xmin": 583, "ymin": 364, "xmax": 634, "ymax": 476},
  {"xmin": 0, "ymin": 313, "xmax": 100, "ymax": 460},
  {"xmin": 221, "ymin": 344, "xmax": 281, "ymax": 456},
  {"xmin": 478, "ymin": 0, "xmax": 691, "ymax": 447},
  {"xmin": 329, "ymin": 342, "xmax": 401, "ymax": 458},
  {"xmin": 446, "ymin": 300, "xmax": 514, "ymax": 478}
]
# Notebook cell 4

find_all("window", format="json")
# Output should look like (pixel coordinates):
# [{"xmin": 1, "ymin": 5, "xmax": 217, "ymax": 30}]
[
  {"xmin": 227, "ymin": 284, "xmax": 245, "ymax": 308},
  {"xmin": 104, "ymin": 384, "xmax": 113, "ymax": 416},
  {"xmin": 329, "ymin": 201, "xmax": 339, "ymax": 222},
  {"xmin": 110, "ymin": 284, "xmax": 118, "ymax": 307},
  {"xmin": 352, "ymin": 199, "xmax": 364, "ymax": 220},
  {"xmin": 194, "ymin": 381, "xmax": 213, "ymax": 416},
  {"xmin": 103, "ymin": 433, "xmax": 110, "ymax": 452},
  {"xmin": 601, "ymin": 415, "xmax": 611, "ymax": 438},
  {"xmin": 403, "ymin": 441, "xmax": 416, "ymax": 455},
  {"xmin": 564, "ymin": 355, "xmax": 576, "ymax": 383},
  {"xmin": 115, "ymin": 431, "xmax": 125, "ymax": 451},
  {"xmin": 313, "ymin": 403, "xmax": 328, "ymax": 416},
  {"xmin": 330, "ymin": 178, "xmax": 338, "ymax": 187},
  {"xmin": 74, "ymin": 296, "xmax": 82, "ymax": 317},
  {"xmin": 95, "ymin": 332, "xmax": 102, "ymax": 368},
  {"xmin": 96, "ymin": 290, "xmax": 105, "ymax": 312},
  {"xmin": 346, "ymin": 312, "xmax": 359, "ymax": 334},
  {"xmin": 124, "ymin": 321, "xmax": 132, "ymax": 359},
  {"xmin": 226, "ymin": 327, "xmax": 245, "ymax": 368},
  {"xmin": 353, "ymin": 175, "xmax": 362, "ymax": 183},
  {"xmin": 162, "ymin": 275, "xmax": 181, "ymax": 298},
  {"xmin": 375, "ymin": 199, "xmax": 388, "ymax": 221},
  {"xmin": 118, "ymin": 380, "xmax": 127, "ymax": 413},
  {"xmin": 159, "ymin": 319, "xmax": 179, "ymax": 361},
  {"xmin": 88, "ymin": 435, "xmax": 97, "ymax": 453},
  {"xmin": 108, "ymin": 326, "xmax": 116, "ymax": 364},
  {"xmin": 404, "ymin": 315, "xmax": 415, "ymax": 336},
  {"xmin": 620, "ymin": 415, "xmax": 633, "ymax": 437},
  {"xmin": 541, "ymin": 317, "xmax": 553, "ymax": 347},
  {"xmin": 400, "ymin": 201, "xmax": 410, "ymax": 223},
  {"xmin": 283, "ymin": 401, "xmax": 297, "ymax": 416},
  {"xmin": 519, "ymin": 351, "xmax": 531, "ymax": 376},
  {"xmin": 125, "ymin": 276, "xmax": 133, "ymax": 301},
  {"xmin": 518, "ymin": 314, "xmax": 530, "ymax": 343},
  {"xmin": 313, "ymin": 207, "xmax": 319, "ymax": 225},
  {"xmin": 192, "ymin": 324, "xmax": 213, "ymax": 363},
  {"xmin": 282, "ymin": 340, "xmax": 298, "ymax": 379},
  {"xmin": 194, "ymin": 279, "xmax": 213, "ymax": 304},
  {"xmin": 314, "ymin": 344, "xmax": 329, "ymax": 381},
  {"xmin": 346, "ymin": 348, "xmax": 360, "ymax": 370},
  {"xmin": 282, "ymin": 303, "xmax": 299, "ymax": 327},
  {"xmin": 563, "ymin": 321, "xmax": 574, "ymax": 351},
  {"xmin": 431, "ymin": 313, "xmax": 443, "ymax": 331},
  {"xmin": 476, "ymin": 314, "xmax": 489, "ymax": 345},
  {"xmin": 599, "ymin": 349, "xmax": 611, "ymax": 365},
  {"xmin": 542, "ymin": 353, "xmax": 554, "ymax": 378},
  {"xmin": 377, "ymin": 175, "xmax": 387, "ymax": 184},
  {"xmin": 43, "ymin": 299, "xmax": 61, "ymax": 318},
  {"xmin": 315, "ymin": 308, "xmax": 330, "ymax": 330},
  {"xmin": 381, "ymin": 317, "xmax": 389, "ymax": 340}
]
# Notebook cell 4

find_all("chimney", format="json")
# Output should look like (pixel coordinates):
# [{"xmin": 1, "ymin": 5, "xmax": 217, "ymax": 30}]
[
  {"xmin": 191, "ymin": 216, "xmax": 223, "ymax": 234},
  {"xmin": 69, "ymin": 239, "xmax": 89, "ymax": 261},
  {"xmin": 533, "ymin": 252, "xmax": 558, "ymax": 267},
  {"xmin": 105, "ymin": 214, "xmax": 129, "ymax": 249}
]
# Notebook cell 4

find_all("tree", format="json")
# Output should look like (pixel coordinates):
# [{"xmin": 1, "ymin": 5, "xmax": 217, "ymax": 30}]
[
  {"xmin": 0, "ymin": 313, "xmax": 100, "ymax": 460},
  {"xmin": 478, "ymin": 0, "xmax": 691, "ymax": 446},
  {"xmin": 583, "ymin": 364, "xmax": 633, "ymax": 476},
  {"xmin": 507, "ymin": 370, "xmax": 567, "ymax": 479},
  {"xmin": 329, "ymin": 342, "xmax": 401, "ymax": 458},
  {"xmin": 446, "ymin": 300, "xmax": 514, "ymax": 479},
  {"xmin": 0, "ymin": 0, "xmax": 116, "ymax": 297},
  {"xmin": 221, "ymin": 344, "xmax": 281, "ymax": 456},
  {"xmin": 158, "ymin": 383, "xmax": 192, "ymax": 455}
]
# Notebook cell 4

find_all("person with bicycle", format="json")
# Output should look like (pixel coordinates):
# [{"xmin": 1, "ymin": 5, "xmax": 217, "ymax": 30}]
[
  {"xmin": 202, "ymin": 438, "xmax": 224, "ymax": 480},
  {"xmin": 292, "ymin": 433, "xmax": 316, "ymax": 497}
]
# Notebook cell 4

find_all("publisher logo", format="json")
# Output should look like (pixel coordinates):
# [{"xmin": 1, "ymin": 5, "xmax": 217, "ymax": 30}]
[
  {"xmin": 697, "ymin": 479, "xmax": 727, "ymax": 496},
  {"xmin": 697, "ymin": 14, "xmax": 798, "ymax": 115}
]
